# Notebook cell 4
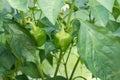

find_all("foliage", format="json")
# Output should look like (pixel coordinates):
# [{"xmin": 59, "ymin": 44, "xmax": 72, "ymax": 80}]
[{"xmin": 0, "ymin": 0, "xmax": 120, "ymax": 80}]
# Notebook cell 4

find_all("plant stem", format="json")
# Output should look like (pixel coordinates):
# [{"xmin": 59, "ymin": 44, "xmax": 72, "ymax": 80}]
[
  {"xmin": 64, "ymin": 64, "xmax": 68, "ymax": 79},
  {"xmin": 32, "ymin": 11, "xmax": 36, "ymax": 24},
  {"xmin": 20, "ymin": 11, "xmax": 25, "ymax": 24},
  {"xmin": 89, "ymin": 10, "xmax": 95, "ymax": 23},
  {"xmin": 57, "ymin": 17, "xmax": 63, "ymax": 29},
  {"xmin": 26, "ymin": 21, "xmax": 37, "ymax": 31},
  {"xmin": 33, "ymin": 0, "xmax": 36, "ymax": 6},
  {"xmin": 39, "ymin": 9, "xmax": 42, "ymax": 20},
  {"xmin": 89, "ymin": 10, "xmax": 92, "ymax": 23},
  {"xmin": 34, "ymin": 52, "xmax": 45, "ymax": 80},
  {"xmin": 72, "ymin": 76, "xmax": 87, "ymax": 80},
  {"xmin": 32, "ymin": 2, "xmax": 37, "ymax": 24},
  {"xmin": 66, "ymin": 44, "xmax": 73, "ymax": 65},
  {"xmin": 35, "ymin": 60, "xmax": 45, "ymax": 80},
  {"xmin": 64, "ymin": 44, "xmax": 73, "ymax": 79},
  {"xmin": 54, "ymin": 51, "xmax": 63, "ymax": 80},
  {"xmin": 66, "ymin": 0, "xmax": 76, "ymax": 28},
  {"xmin": 69, "ymin": 57, "xmax": 80, "ymax": 80}
]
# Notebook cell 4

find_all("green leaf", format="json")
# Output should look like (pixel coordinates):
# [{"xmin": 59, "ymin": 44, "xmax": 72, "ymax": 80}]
[
  {"xmin": 75, "ymin": 0, "xmax": 88, "ymax": 10},
  {"xmin": 77, "ymin": 21, "xmax": 120, "ymax": 80},
  {"xmin": 45, "ymin": 41, "xmax": 55, "ymax": 55},
  {"xmin": 21, "ymin": 62, "xmax": 40, "ymax": 78},
  {"xmin": 46, "ymin": 53, "xmax": 53, "ymax": 66},
  {"xmin": 38, "ymin": 0, "xmax": 65, "ymax": 25},
  {"xmin": 39, "ymin": 42, "xmax": 54, "ymax": 66},
  {"xmin": 96, "ymin": 0, "xmax": 115, "ymax": 12},
  {"xmin": 113, "ymin": 27, "xmax": 120, "ymax": 37},
  {"xmin": 44, "ymin": 41, "xmax": 55, "ymax": 65},
  {"xmin": 112, "ymin": 0, "xmax": 120, "ymax": 19},
  {"xmin": 15, "ymin": 74, "xmax": 29, "ymax": 80},
  {"xmin": 0, "ymin": 46, "xmax": 16, "ymax": 73},
  {"xmin": 7, "ymin": 0, "xmax": 28, "ymax": 11},
  {"xmin": 39, "ymin": 48, "xmax": 53, "ymax": 66},
  {"xmin": 40, "ymin": 17, "xmax": 59, "ymax": 29},
  {"xmin": 72, "ymin": 10, "xmax": 89, "ymax": 21},
  {"xmin": 39, "ymin": 49, "xmax": 46, "ymax": 63},
  {"xmin": 106, "ymin": 20, "xmax": 120, "ymax": 32},
  {"xmin": 47, "ymin": 76, "xmax": 67, "ymax": 80},
  {"xmin": 72, "ymin": 20, "xmax": 80, "ymax": 37},
  {"xmin": 3, "ymin": 20, "xmax": 36, "ymax": 62},
  {"xmin": 91, "ymin": 5, "xmax": 109, "ymax": 26},
  {"xmin": 0, "ymin": 0, "xmax": 11, "ymax": 12},
  {"xmin": 0, "ymin": 22, "xmax": 6, "ymax": 46}
]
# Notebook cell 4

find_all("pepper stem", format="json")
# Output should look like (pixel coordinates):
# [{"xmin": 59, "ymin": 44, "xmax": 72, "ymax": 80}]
[{"xmin": 25, "ymin": 19, "xmax": 37, "ymax": 31}]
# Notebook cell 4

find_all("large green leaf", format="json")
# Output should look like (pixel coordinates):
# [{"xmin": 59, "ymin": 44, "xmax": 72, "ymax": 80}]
[
  {"xmin": 96, "ymin": 0, "xmax": 115, "ymax": 12},
  {"xmin": 38, "ymin": 0, "xmax": 65, "ymax": 25},
  {"xmin": 0, "ymin": 0, "xmax": 11, "ymax": 12},
  {"xmin": 3, "ymin": 20, "xmax": 36, "ymax": 62},
  {"xmin": 77, "ymin": 21, "xmax": 120, "ymax": 80},
  {"xmin": 21, "ymin": 62, "xmax": 40, "ymax": 78},
  {"xmin": 7, "ymin": 0, "xmax": 28, "ymax": 11},
  {"xmin": 0, "ymin": 46, "xmax": 16, "ymax": 73},
  {"xmin": 15, "ymin": 74, "xmax": 29, "ymax": 80},
  {"xmin": 106, "ymin": 20, "xmax": 120, "ymax": 32},
  {"xmin": 40, "ymin": 17, "xmax": 59, "ymax": 29},
  {"xmin": 91, "ymin": 5, "xmax": 109, "ymax": 26}
]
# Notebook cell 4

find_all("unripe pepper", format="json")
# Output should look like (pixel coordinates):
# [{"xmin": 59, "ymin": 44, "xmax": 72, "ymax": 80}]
[
  {"xmin": 54, "ymin": 28, "xmax": 71, "ymax": 51},
  {"xmin": 31, "ymin": 27, "xmax": 46, "ymax": 47},
  {"xmin": 24, "ymin": 18, "xmax": 46, "ymax": 47}
]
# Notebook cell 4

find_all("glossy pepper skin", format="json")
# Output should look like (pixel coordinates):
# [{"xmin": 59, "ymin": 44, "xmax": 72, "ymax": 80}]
[
  {"xmin": 31, "ymin": 27, "xmax": 46, "ymax": 47},
  {"xmin": 54, "ymin": 28, "xmax": 71, "ymax": 51}
]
